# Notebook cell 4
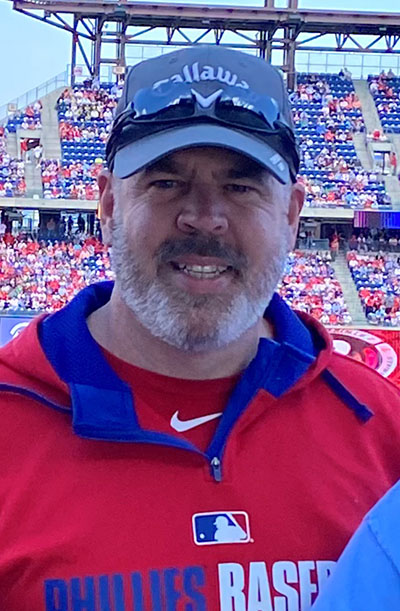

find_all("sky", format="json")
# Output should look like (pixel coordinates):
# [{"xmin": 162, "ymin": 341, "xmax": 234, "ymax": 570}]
[{"xmin": 0, "ymin": 0, "xmax": 398, "ymax": 108}]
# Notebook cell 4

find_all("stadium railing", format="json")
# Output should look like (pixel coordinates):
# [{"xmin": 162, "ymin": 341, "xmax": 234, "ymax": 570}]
[{"xmin": 0, "ymin": 70, "xmax": 69, "ymax": 125}]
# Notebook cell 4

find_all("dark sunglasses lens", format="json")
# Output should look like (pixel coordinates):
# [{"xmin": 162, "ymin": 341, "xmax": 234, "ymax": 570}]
[
  {"xmin": 133, "ymin": 84, "xmax": 195, "ymax": 120},
  {"xmin": 215, "ymin": 101, "xmax": 270, "ymax": 130},
  {"xmin": 138, "ymin": 97, "xmax": 195, "ymax": 121},
  {"xmin": 216, "ymin": 90, "xmax": 280, "ymax": 131}
]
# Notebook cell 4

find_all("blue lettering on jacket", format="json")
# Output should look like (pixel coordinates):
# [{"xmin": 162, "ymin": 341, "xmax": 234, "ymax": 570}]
[
  {"xmin": 98, "ymin": 574, "xmax": 125, "ymax": 611},
  {"xmin": 45, "ymin": 579, "xmax": 68, "ymax": 611},
  {"xmin": 184, "ymin": 567, "xmax": 207, "ymax": 611},
  {"xmin": 71, "ymin": 577, "xmax": 96, "ymax": 610},
  {"xmin": 44, "ymin": 566, "xmax": 207, "ymax": 611},
  {"xmin": 131, "ymin": 571, "xmax": 144, "ymax": 610},
  {"xmin": 165, "ymin": 568, "xmax": 181, "ymax": 610},
  {"xmin": 150, "ymin": 569, "xmax": 163, "ymax": 610}
]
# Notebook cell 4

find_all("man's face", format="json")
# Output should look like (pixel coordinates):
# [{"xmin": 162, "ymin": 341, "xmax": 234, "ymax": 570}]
[{"xmin": 100, "ymin": 147, "xmax": 304, "ymax": 352}]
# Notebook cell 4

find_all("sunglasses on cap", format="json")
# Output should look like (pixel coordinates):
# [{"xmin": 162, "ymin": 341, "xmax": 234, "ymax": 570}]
[{"xmin": 106, "ymin": 81, "xmax": 299, "ymax": 180}]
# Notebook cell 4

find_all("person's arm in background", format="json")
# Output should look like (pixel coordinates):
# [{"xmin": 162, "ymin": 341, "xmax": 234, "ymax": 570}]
[{"xmin": 312, "ymin": 481, "xmax": 400, "ymax": 610}]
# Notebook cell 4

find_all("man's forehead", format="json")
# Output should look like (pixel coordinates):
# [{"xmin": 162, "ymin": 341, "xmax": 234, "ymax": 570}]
[{"xmin": 143, "ymin": 148, "xmax": 272, "ymax": 180}]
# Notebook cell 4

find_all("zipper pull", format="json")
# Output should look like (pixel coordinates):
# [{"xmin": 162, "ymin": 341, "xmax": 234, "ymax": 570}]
[{"xmin": 210, "ymin": 457, "xmax": 222, "ymax": 482}]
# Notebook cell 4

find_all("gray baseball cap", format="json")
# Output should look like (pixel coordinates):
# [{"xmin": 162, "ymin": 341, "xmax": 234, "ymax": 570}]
[{"xmin": 107, "ymin": 46, "xmax": 299, "ymax": 184}]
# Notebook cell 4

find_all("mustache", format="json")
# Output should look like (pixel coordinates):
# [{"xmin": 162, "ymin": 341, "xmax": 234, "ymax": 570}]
[{"xmin": 156, "ymin": 236, "xmax": 247, "ymax": 271}]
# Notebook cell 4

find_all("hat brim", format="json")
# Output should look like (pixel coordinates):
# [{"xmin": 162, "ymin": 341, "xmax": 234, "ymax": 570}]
[{"xmin": 113, "ymin": 124, "xmax": 290, "ymax": 184}]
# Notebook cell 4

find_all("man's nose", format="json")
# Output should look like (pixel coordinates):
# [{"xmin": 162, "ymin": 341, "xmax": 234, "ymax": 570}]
[{"xmin": 176, "ymin": 186, "xmax": 229, "ymax": 236}]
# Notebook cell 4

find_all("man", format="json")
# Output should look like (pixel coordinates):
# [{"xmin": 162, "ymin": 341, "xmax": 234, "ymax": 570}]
[
  {"xmin": 311, "ymin": 479, "xmax": 400, "ymax": 610},
  {"xmin": 1, "ymin": 46, "xmax": 400, "ymax": 611}
]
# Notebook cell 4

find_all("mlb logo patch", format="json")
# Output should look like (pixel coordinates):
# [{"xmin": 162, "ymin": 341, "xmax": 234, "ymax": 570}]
[{"xmin": 192, "ymin": 511, "xmax": 251, "ymax": 546}]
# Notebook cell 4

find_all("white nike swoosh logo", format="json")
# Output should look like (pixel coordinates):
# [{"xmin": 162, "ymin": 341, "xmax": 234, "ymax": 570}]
[{"xmin": 170, "ymin": 410, "xmax": 222, "ymax": 432}]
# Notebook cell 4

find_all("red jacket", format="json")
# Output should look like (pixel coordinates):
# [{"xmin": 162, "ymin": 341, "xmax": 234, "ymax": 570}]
[{"xmin": 1, "ymin": 281, "xmax": 400, "ymax": 611}]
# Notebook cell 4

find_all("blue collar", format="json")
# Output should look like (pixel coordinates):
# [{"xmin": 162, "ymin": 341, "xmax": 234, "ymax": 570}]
[{"xmin": 39, "ymin": 281, "xmax": 316, "ymax": 457}]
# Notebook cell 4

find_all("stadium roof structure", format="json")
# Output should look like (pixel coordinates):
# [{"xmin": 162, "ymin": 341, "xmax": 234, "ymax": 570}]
[{"xmin": 10, "ymin": 0, "xmax": 400, "ymax": 87}]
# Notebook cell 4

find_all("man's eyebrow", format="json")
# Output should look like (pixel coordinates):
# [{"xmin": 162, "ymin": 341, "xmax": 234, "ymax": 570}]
[
  {"xmin": 144, "ymin": 158, "xmax": 182, "ymax": 175},
  {"xmin": 225, "ymin": 165, "xmax": 270, "ymax": 183}
]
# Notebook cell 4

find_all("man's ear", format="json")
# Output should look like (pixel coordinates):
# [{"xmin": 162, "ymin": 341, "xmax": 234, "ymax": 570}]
[
  {"xmin": 97, "ymin": 170, "xmax": 115, "ymax": 246},
  {"xmin": 287, "ymin": 181, "xmax": 305, "ymax": 251}
]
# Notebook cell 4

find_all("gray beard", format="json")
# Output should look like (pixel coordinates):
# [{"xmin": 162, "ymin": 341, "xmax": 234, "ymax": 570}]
[{"xmin": 110, "ymin": 220, "xmax": 289, "ymax": 352}]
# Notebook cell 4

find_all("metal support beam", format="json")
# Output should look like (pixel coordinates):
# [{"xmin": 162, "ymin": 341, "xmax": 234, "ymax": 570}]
[
  {"xmin": 214, "ymin": 28, "xmax": 224, "ymax": 45},
  {"xmin": 80, "ymin": 17, "xmax": 95, "ymax": 38},
  {"xmin": 335, "ymin": 33, "xmax": 349, "ymax": 50},
  {"xmin": 118, "ymin": 22, "xmax": 127, "ymax": 68},
  {"xmin": 283, "ymin": 26, "xmax": 296, "ymax": 90},
  {"xmin": 70, "ymin": 15, "xmax": 78, "ymax": 87},
  {"xmin": 11, "ymin": 0, "xmax": 400, "ymax": 89},
  {"xmin": 93, "ymin": 18, "xmax": 102, "ymax": 79},
  {"xmin": 76, "ymin": 23, "xmax": 93, "ymax": 76},
  {"xmin": 385, "ymin": 34, "xmax": 400, "ymax": 51}
]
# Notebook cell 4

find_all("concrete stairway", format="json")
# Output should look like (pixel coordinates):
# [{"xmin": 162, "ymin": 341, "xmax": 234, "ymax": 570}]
[
  {"xmin": 390, "ymin": 134, "xmax": 400, "ymax": 166},
  {"xmin": 9, "ymin": 87, "xmax": 66, "ymax": 198},
  {"xmin": 352, "ymin": 132, "xmax": 373, "ymax": 171},
  {"xmin": 331, "ymin": 252, "xmax": 367, "ymax": 326},
  {"xmin": 5, "ymin": 132, "xmax": 18, "ymax": 158},
  {"xmin": 40, "ymin": 86, "xmax": 65, "ymax": 160},
  {"xmin": 384, "ymin": 174, "xmax": 400, "ymax": 208},
  {"xmin": 352, "ymin": 80, "xmax": 400, "ymax": 207},
  {"xmin": 24, "ymin": 162, "xmax": 42, "ymax": 198},
  {"xmin": 353, "ymin": 79, "xmax": 382, "ymax": 134}
]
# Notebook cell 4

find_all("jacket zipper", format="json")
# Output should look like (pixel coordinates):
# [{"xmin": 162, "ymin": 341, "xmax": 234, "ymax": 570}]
[{"xmin": 210, "ymin": 456, "xmax": 222, "ymax": 482}]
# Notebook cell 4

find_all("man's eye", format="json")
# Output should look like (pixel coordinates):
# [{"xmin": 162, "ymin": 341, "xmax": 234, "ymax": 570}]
[
  {"xmin": 151, "ymin": 179, "xmax": 180, "ymax": 189},
  {"xmin": 226, "ymin": 184, "xmax": 252, "ymax": 193}
]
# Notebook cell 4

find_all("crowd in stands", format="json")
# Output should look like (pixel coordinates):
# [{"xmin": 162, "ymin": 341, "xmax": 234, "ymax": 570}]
[
  {"xmin": 0, "ymin": 232, "xmax": 351, "ymax": 325},
  {"xmin": 0, "ymin": 127, "xmax": 26, "ymax": 198},
  {"xmin": 41, "ymin": 159, "xmax": 103, "ymax": 200},
  {"xmin": 47, "ymin": 74, "xmax": 388, "ymax": 207},
  {"xmin": 59, "ymin": 121, "xmax": 110, "ymax": 143},
  {"xmin": 57, "ymin": 85, "xmax": 119, "ymax": 122},
  {"xmin": 0, "ymin": 72, "xmax": 394, "ymax": 208},
  {"xmin": 0, "ymin": 234, "xmax": 112, "ymax": 312},
  {"xmin": 279, "ymin": 250, "xmax": 352, "ymax": 325},
  {"xmin": 347, "ymin": 230, "xmax": 400, "ymax": 253},
  {"xmin": 298, "ymin": 168, "xmax": 390, "ymax": 209},
  {"xmin": 6, "ymin": 101, "xmax": 42, "ymax": 132},
  {"xmin": 6, "ymin": 228, "xmax": 400, "ymax": 327},
  {"xmin": 291, "ymin": 73, "xmax": 389, "ymax": 209},
  {"xmin": 369, "ymin": 70, "xmax": 400, "ymax": 134},
  {"xmin": 348, "ymin": 250, "xmax": 400, "ymax": 325},
  {"xmin": 1, "ymin": 101, "xmax": 41, "ymax": 198},
  {"xmin": 49, "ymin": 85, "xmax": 118, "ymax": 198}
]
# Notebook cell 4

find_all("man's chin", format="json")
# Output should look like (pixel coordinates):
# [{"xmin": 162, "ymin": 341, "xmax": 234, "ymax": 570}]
[{"xmin": 118, "ymin": 276, "xmax": 266, "ymax": 352}]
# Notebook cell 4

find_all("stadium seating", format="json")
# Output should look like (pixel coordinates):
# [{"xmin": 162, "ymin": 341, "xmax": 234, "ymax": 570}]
[
  {"xmin": 369, "ymin": 72, "xmax": 400, "ymax": 134},
  {"xmin": 292, "ymin": 73, "xmax": 389, "ymax": 209},
  {"xmin": 0, "ymin": 235, "xmax": 112, "ymax": 311},
  {"xmin": 348, "ymin": 251, "xmax": 400, "ymax": 325},
  {"xmin": 52, "ymin": 85, "xmax": 117, "ymax": 198},
  {"xmin": 0, "ymin": 236, "xmax": 350, "ymax": 324},
  {"xmin": 0, "ymin": 127, "xmax": 26, "ymax": 197},
  {"xmin": 6, "ymin": 101, "xmax": 42, "ymax": 133},
  {"xmin": 0, "ymin": 72, "xmax": 388, "ymax": 208},
  {"xmin": 41, "ymin": 159, "xmax": 103, "ymax": 200},
  {"xmin": 279, "ymin": 250, "xmax": 352, "ymax": 325}
]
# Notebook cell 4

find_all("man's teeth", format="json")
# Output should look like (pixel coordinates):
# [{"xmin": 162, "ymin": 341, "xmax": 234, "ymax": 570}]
[{"xmin": 176, "ymin": 263, "xmax": 229, "ymax": 278}]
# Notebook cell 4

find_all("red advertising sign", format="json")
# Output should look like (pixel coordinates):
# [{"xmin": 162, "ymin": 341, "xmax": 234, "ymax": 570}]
[{"xmin": 330, "ymin": 328, "xmax": 400, "ymax": 387}]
